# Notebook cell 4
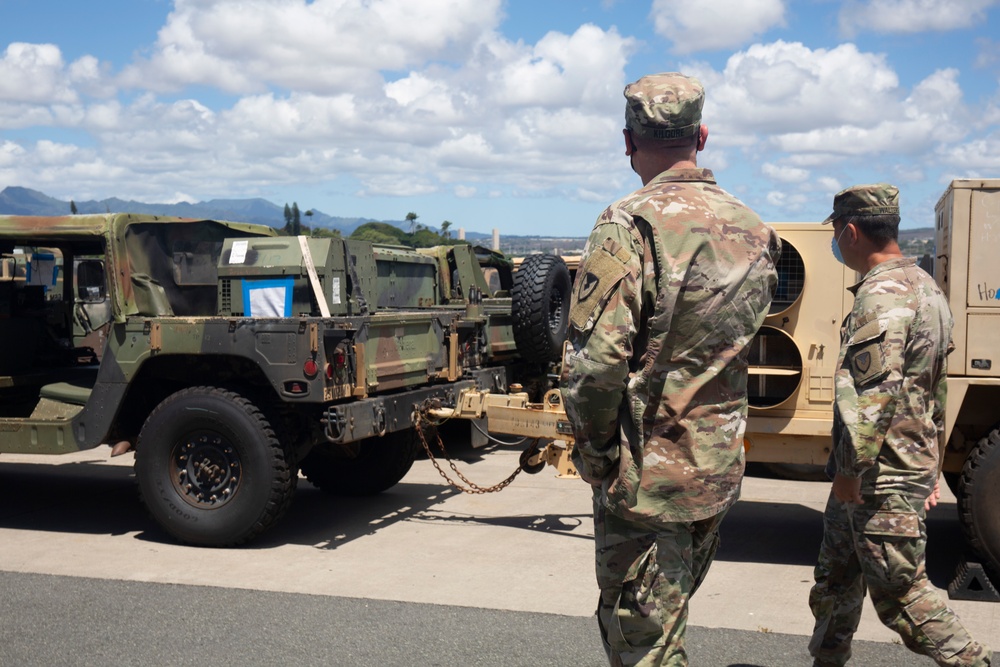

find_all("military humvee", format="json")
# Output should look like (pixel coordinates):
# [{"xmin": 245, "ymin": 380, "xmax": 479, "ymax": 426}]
[
  {"xmin": 741, "ymin": 179, "xmax": 1000, "ymax": 582},
  {"xmin": 0, "ymin": 214, "xmax": 571, "ymax": 547}
]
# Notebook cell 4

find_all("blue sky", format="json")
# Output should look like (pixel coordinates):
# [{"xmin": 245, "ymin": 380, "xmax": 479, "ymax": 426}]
[{"xmin": 1, "ymin": 0, "xmax": 999, "ymax": 235}]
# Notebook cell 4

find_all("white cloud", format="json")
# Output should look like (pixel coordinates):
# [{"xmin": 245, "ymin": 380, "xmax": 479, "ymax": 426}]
[
  {"xmin": 766, "ymin": 68, "xmax": 965, "ymax": 156},
  {"xmin": 694, "ymin": 41, "xmax": 900, "ymax": 135},
  {"xmin": 762, "ymin": 162, "xmax": 809, "ymax": 183},
  {"xmin": 34, "ymin": 140, "xmax": 80, "ymax": 164},
  {"xmin": 817, "ymin": 177, "xmax": 842, "ymax": 193},
  {"xmin": 0, "ymin": 43, "xmax": 77, "ymax": 105},
  {"xmin": 358, "ymin": 175, "xmax": 439, "ymax": 197},
  {"xmin": 68, "ymin": 55, "xmax": 116, "ymax": 98},
  {"xmin": 941, "ymin": 132, "xmax": 1000, "ymax": 171},
  {"xmin": 765, "ymin": 190, "xmax": 812, "ymax": 212},
  {"xmin": 119, "ymin": 0, "xmax": 504, "ymax": 94},
  {"xmin": 489, "ymin": 24, "xmax": 633, "ymax": 108},
  {"xmin": 682, "ymin": 41, "xmax": 976, "ymax": 224},
  {"xmin": 686, "ymin": 42, "xmax": 967, "ymax": 167},
  {"xmin": 2, "ymin": 7, "xmax": 635, "ymax": 208},
  {"xmin": 975, "ymin": 37, "xmax": 1000, "ymax": 68},
  {"xmin": 839, "ymin": 0, "xmax": 999, "ymax": 35},
  {"xmin": 651, "ymin": 0, "xmax": 786, "ymax": 54},
  {"xmin": 385, "ymin": 74, "xmax": 459, "ymax": 121},
  {"xmin": 0, "ymin": 103, "xmax": 55, "ymax": 130},
  {"xmin": 0, "ymin": 140, "xmax": 27, "ymax": 167}
]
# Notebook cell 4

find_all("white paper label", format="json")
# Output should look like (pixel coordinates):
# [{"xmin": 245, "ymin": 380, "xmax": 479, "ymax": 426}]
[{"xmin": 230, "ymin": 240, "xmax": 249, "ymax": 264}]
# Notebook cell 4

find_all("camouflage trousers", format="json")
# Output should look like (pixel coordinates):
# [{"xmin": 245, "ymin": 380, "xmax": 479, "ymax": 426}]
[
  {"xmin": 592, "ymin": 495, "xmax": 727, "ymax": 667},
  {"xmin": 809, "ymin": 491, "xmax": 991, "ymax": 666}
]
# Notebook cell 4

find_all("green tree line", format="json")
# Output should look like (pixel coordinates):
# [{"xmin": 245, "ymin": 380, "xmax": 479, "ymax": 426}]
[{"xmin": 280, "ymin": 206, "xmax": 462, "ymax": 248}]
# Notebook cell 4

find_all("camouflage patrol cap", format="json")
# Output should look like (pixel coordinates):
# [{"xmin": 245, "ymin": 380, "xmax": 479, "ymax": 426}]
[
  {"xmin": 624, "ymin": 72, "xmax": 704, "ymax": 141},
  {"xmin": 822, "ymin": 183, "xmax": 900, "ymax": 224}
]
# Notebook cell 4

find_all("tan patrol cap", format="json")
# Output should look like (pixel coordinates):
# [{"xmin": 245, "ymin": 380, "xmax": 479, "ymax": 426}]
[
  {"xmin": 822, "ymin": 183, "xmax": 900, "ymax": 224},
  {"xmin": 624, "ymin": 72, "xmax": 704, "ymax": 141}
]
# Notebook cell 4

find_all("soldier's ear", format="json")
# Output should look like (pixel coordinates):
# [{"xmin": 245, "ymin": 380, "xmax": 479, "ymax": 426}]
[
  {"xmin": 623, "ymin": 129, "xmax": 637, "ymax": 155},
  {"xmin": 845, "ymin": 222, "xmax": 859, "ymax": 245}
]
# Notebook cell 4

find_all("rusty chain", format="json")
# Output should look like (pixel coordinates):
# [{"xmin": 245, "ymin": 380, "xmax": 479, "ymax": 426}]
[{"xmin": 414, "ymin": 411, "xmax": 539, "ymax": 494}]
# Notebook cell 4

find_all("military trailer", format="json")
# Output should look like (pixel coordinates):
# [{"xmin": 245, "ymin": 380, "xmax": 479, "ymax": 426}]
[
  {"xmin": 0, "ymin": 214, "xmax": 571, "ymax": 547},
  {"xmin": 740, "ymin": 179, "xmax": 1000, "ymax": 584}
]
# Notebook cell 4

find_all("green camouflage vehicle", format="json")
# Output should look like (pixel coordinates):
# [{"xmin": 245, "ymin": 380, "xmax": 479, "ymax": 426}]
[{"xmin": 0, "ymin": 214, "xmax": 570, "ymax": 547}]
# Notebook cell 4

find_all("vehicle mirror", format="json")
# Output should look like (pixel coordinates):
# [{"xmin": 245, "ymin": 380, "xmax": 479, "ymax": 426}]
[{"xmin": 77, "ymin": 260, "xmax": 106, "ymax": 303}]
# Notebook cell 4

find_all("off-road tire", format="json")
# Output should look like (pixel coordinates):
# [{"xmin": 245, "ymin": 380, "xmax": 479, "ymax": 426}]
[
  {"xmin": 299, "ymin": 429, "xmax": 418, "ymax": 496},
  {"xmin": 943, "ymin": 470, "xmax": 961, "ymax": 498},
  {"xmin": 958, "ymin": 425, "xmax": 1000, "ymax": 578},
  {"xmin": 134, "ymin": 386, "xmax": 296, "ymax": 547},
  {"xmin": 761, "ymin": 462, "xmax": 829, "ymax": 482},
  {"xmin": 512, "ymin": 253, "xmax": 570, "ymax": 364}
]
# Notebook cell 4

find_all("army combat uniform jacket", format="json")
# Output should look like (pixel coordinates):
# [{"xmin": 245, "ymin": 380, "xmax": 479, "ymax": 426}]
[
  {"xmin": 833, "ymin": 257, "xmax": 953, "ymax": 497},
  {"xmin": 561, "ymin": 168, "xmax": 779, "ymax": 525}
]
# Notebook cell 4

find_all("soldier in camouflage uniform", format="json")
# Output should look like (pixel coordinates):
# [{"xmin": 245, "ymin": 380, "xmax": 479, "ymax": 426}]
[
  {"xmin": 808, "ymin": 184, "xmax": 992, "ymax": 667},
  {"xmin": 561, "ymin": 72, "xmax": 780, "ymax": 666}
]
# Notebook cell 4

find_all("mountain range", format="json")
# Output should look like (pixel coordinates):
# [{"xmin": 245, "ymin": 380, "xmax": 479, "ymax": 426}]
[
  {"xmin": 0, "ymin": 185, "xmax": 933, "ymax": 249},
  {"xmin": 0, "ymin": 186, "xmax": 493, "ymax": 239}
]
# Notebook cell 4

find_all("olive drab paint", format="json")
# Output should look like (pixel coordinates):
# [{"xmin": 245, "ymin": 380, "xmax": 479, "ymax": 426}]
[{"xmin": 0, "ymin": 212, "xmax": 564, "ymax": 545}]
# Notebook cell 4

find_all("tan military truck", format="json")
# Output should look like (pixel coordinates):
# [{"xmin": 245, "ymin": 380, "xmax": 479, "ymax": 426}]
[{"xmin": 741, "ymin": 178, "xmax": 1000, "ymax": 585}]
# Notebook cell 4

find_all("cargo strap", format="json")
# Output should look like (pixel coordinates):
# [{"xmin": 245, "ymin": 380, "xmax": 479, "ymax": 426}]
[{"xmin": 298, "ymin": 235, "xmax": 331, "ymax": 318}]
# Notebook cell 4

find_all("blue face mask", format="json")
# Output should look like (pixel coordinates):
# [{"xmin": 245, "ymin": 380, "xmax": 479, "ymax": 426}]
[{"xmin": 831, "ymin": 226, "xmax": 847, "ymax": 265}]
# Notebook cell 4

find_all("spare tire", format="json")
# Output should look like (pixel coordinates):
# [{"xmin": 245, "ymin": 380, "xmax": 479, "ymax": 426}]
[
  {"xmin": 513, "ymin": 254, "xmax": 570, "ymax": 364},
  {"xmin": 299, "ymin": 429, "xmax": 418, "ymax": 497}
]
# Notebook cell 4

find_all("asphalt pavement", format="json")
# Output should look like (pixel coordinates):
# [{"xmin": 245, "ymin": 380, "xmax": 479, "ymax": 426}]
[{"xmin": 0, "ymin": 441, "xmax": 997, "ymax": 666}]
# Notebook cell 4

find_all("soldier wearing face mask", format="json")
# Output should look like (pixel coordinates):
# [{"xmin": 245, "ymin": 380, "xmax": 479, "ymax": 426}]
[{"xmin": 809, "ymin": 183, "xmax": 992, "ymax": 667}]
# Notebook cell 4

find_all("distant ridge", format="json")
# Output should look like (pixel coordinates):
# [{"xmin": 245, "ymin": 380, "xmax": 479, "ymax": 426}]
[
  {"xmin": 0, "ymin": 185, "xmax": 398, "ymax": 237},
  {"xmin": 0, "ymin": 185, "xmax": 933, "ymax": 248},
  {"xmin": 0, "ymin": 186, "xmax": 586, "ymax": 243}
]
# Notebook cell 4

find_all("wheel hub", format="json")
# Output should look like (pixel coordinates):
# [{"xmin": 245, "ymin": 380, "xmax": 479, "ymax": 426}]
[
  {"xmin": 171, "ymin": 431, "xmax": 241, "ymax": 509},
  {"xmin": 548, "ymin": 291, "xmax": 564, "ymax": 331}
]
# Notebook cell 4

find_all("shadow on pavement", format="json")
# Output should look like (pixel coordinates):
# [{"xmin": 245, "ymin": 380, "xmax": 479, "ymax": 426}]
[
  {"xmin": 0, "ymin": 459, "xmax": 142, "ymax": 537},
  {"xmin": 0, "ymin": 445, "xmax": 979, "ymax": 592},
  {"xmin": 721, "ymin": 478, "xmax": 969, "ymax": 590},
  {"xmin": 409, "ymin": 508, "xmax": 592, "ymax": 539}
]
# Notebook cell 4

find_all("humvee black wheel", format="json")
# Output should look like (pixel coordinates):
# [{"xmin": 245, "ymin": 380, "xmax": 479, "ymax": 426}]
[
  {"xmin": 958, "ymin": 425, "xmax": 1000, "ymax": 577},
  {"xmin": 299, "ymin": 429, "xmax": 418, "ymax": 496},
  {"xmin": 943, "ymin": 471, "xmax": 961, "ymax": 497},
  {"xmin": 135, "ymin": 387, "xmax": 296, "ymax": 547},
  {"xmin": 512, "ymin": 253, "xmax": 570, "ymax": 364},
  {"xmin": 761, "ymin": 463, "xmax": 828, "ymax": 481}
]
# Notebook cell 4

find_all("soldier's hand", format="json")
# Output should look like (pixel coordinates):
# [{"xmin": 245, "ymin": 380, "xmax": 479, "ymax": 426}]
[
  {"xmin": 832, "ymin": 473, "xmax": 863, "ymax": 504},
  {"xmin": 573, "ymin": 448, "xmax": 618, "ymax": 487},
  {"xmin": 924, "ymin": 477, "xmax": 941, "ymax": 512}
]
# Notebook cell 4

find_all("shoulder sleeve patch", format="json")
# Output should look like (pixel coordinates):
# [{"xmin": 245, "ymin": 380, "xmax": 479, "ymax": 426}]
[
  {"xmin": 847, "ymin": 317, "xmax": 883, "ymax": 345},
  {"xmin": 846, "ymin": 318, "xmax": 888, "ymax": 386},
  {"xmin": 570, "ymin": 241, "xmax": 630, "ymax": 330}
]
